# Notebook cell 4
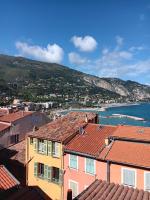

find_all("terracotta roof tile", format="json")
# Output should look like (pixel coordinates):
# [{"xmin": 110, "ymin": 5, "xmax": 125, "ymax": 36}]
[
  {"xmin": 8, "ymin": 140, "xmax": 26, "ymax": 164},
  {"xmin": 0, "ymin": 111, "xmax": 33, "ymax": 123},
  {"xmin": 29, "ymin": 112, "xmax": 97, "ymax": 143},
  {"xmin": 100, "ymin": 140, "xmax": 150, "ymax": 168},
  {"xmin": 0, "ymin": 140, "xmax": 26, "ymax": 165},
  {"xmin": 111, "ymin": 125, "xmax": 150, "ymax": 142},
  {"xmin": 0, "ymin": 165, "xmax": 20, "ymax": 190},
  {"xmin": 74, "ymin": 179, "xmax": 150, "ymax": 200},
  {"xmin": 65, "ymin": 124, "xmax": 117, "ymax": 157}
]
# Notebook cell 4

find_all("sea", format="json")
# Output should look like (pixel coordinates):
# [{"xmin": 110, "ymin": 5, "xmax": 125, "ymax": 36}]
[
  {"xmin": 100, "ymin": 103, "xmax": 150, "ymax": 127},
  {"xmin": 62, "ymin": 103, "xmax": 150, "ymax": 127}
]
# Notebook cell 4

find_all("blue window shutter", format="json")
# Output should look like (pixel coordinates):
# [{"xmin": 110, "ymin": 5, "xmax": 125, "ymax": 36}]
[
  {"xmin": 145, "ymin": 173, "xmax": 150, "ymax": 191},
  {"xmin": 70, "ymin": 155, "xmax": 77, "ymax": 169}
]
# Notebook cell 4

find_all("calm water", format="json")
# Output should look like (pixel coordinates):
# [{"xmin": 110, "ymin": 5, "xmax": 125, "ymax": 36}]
[
  {"xmin": 62, "ymin": 103, "xmax": 150, "ymax": 127},
  {"xmin": 100, "ymin": 103, "xmax": 150, "ymax": 127}
]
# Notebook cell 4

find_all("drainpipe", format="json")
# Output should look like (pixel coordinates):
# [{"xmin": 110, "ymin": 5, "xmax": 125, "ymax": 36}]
[
  {"xmin": 67, "ymin": 189, "xmax": 72, "ymax": 200},
  {"xmin": 107, "ymin": 161, "xmax": 110, "ymax": 183}
]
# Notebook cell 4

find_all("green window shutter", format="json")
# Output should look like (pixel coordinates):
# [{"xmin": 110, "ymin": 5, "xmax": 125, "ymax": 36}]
[
  {"xmin": 44, "ymin": 140, "xmax": 47, "ymax": 155},
  {"xmin": 47, "ymin": 166, "xmax": 52, "ymax": 182},
  {"xmin": 44, "ymin": 165, "xmax": 48, "ymax": 179},
  {"xmin": 33, "ymin": 138, "xmax": 38, "ymax": 152},
  {"xmin": 34, "ymin": 162, "xmax": 38, "ymax": 177},
  {"xmin": 59, "ymin": 169, "xmax": 63, "ymax": 185},
  {"xmin": 47, "ymin": 141, "xmax": 52, "ymax": 156}
]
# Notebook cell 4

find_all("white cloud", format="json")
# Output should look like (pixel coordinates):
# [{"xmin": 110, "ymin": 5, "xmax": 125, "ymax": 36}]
[
  {"xmin": 71, "ymin": 35, "xmax": 97, "ymax": 52},
  {"xmin": 68, "ymin": 52, "xmax": 89, "ymax": 66},
  {"xmin": 129, "ymin": 46, "xmax": 145, "ymax": 52},
  {"xmin": 68, "ymin": 36, "xmax": 150, "ymax": 81},
  {"xmin": 15, "ymin": 41, "xmax": 64, "ymax": 63}
]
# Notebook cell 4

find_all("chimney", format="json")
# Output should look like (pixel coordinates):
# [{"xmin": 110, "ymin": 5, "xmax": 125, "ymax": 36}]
[
  {"xmin": 105, "ymin": 138, "xmax": 109, "ymax": 146},
  {"xmin": 67, "ymin": 189, "xmax": 72, "ymax": 200},
  {"xmin": 85, "ymin": 114, "xmax": 88, "ymax": 123}
]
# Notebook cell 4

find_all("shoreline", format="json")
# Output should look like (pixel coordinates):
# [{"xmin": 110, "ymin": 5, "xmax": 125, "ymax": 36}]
[{"xmin": 54, "ymin": 102, "xmax": 141, "ymax": 114}]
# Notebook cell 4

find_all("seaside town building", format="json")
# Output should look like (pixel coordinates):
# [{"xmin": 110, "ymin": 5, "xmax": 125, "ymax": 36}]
[
  {"xmin": 0, "ymin": 111, "xmax": 50, "ymax": 149},
  {"xmin": 26, "ymin": 112, "xmax": 98, "ymax": 200},
  {"xmin": 64, "ymin": 123, "xmax": 117, "ymax": 199},
  {"xmin": 0, "ymin": 110, "xmax": 150, "ymax": 199}
]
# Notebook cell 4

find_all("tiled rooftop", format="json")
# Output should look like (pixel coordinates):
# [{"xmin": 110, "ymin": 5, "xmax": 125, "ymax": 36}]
[
  {"xmin": 7, "ymin": 186, "xmax": 52, "ymax": 200},
  {"xmin": 8, "ymin": 140, "xmax": 26, "ymax": 165},
  {"xmin": 0, "ymin": 122, "xmax": 10, "ymax": 132},
  {"xmin": 75, "ymin": 179, "xmax": 150, "ymax": 200},
  {"xmin": 29, "ymin": 112, "xmax": 97, "ymax": 143},
  {"xmin": 0, "ymin": 165, "xmax": 20, "ymax": 190},
  {"xmin": 65, "ymin": 124, "xmax": 117, "ymax": 157},
  {"xmin": 100, "ymin": 140, "xmax": 150, "ymax": 168},
  {"xmin": 111, "ymin": 125, "xmax": 150, "ymax": 142},
  {"xmin": 0, "ymin": 111, "xmax": 33, "ymax": 123}
]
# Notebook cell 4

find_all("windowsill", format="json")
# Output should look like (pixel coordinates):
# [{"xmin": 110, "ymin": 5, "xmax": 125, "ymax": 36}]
[
  {"xmin": 37, "ymin": 151, "xmax": 46, "ymax": 155},
  {"xmin": 85, "ymin": 171, "xmax": 95, "ymax": 176},
  {"xmin": 37, "ymin": 175, "xmax": 45, "ymax": 180},
  {"xmin": 52, "ymin": 155, "xmax": 60, "ymax": 158},
  {"xmin": 69, "ymin": 167, "xmax": 78, "ymax": 171}
]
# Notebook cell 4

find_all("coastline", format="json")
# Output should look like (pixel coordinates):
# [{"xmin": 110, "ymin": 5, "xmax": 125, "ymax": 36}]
[{"xmin": 54, "ymin": 102, "xmax": 141, "ymax": 114}]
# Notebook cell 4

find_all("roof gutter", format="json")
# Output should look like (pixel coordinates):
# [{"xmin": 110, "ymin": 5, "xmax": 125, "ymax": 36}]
[{"xmin": 64, "ymin": 149, "xmax": 96, "ymax": 159}]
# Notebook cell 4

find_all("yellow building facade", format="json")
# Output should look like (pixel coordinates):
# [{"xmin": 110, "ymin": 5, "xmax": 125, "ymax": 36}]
[{"xmin": 26, "ymin": 136, "xmax": 64, "ymax": 200}]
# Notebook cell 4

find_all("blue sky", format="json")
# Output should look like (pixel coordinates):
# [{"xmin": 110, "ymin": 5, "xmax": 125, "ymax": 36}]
[{"xmin": 0, "ymin": 0, "xmax": 150, "ymax": 84}]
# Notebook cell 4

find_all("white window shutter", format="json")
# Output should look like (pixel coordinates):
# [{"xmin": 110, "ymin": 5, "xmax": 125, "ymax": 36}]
[
  {"xmin": 59, "ymin": 169, "xmax": 63, "ymax": 185},
  {"xmin": 48, "ymin": 141, "xmax": 52, "ymax": 156},
  {"xmin": 44, "ymin": 140, "xmax": 47, "ymax": 155},
  {"xmin": 33, "ymin": 138, "xmax": 37, "ymax": 152}
]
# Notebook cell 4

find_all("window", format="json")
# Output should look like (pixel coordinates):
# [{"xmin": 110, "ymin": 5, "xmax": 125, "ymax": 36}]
[
  {"xmin": 37, "ymin": 163, "xmax": 44, "ymax": 178},
  {"xmin": 38, "ymin": 139, "xmax": 47, "ymax": 154},
  {"xmin": 34, "ymin": 163, "xmax": 63, "ymax": 184},
  {"xmin": 52, "ymin": 142, "xmax": 59, "ymax": 157},
  {"xmin": 30, "ymin": 137, "xmax": 33, "ymax": 145},
  {"xmin": 69, "ymin": 180, "xmax": 78, "ymax": 198},
  {"xmin": 69, "ymin": 155, "xmax": 78, "ymax": 170},
  {"xmin": 144, "ymin": 172, "xmax": 150, "ymax": 191},
  {"xmin": 10, "ymin": 134, "xmax": 19, "ymax": 144},
  {"xmin": 52, "ymin": 167, "xmax": 60, "ymax": 183},
  {"xmin": 122, "ymin": 168, "xmax": 136, "ymax": 187},
  {"xmin": 85, "ymin": 158, "xmax": 95, "ymax": 175}
]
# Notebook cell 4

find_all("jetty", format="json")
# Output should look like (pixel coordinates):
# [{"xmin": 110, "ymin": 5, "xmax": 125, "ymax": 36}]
[{"xmin": 112, "ymin": 114, "xmax": 144, "ymax": 121}]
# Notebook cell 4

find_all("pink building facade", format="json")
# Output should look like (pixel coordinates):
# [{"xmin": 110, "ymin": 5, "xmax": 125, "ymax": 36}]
[{"xmin": 64, "ymin": 153, "xmax": 107, "ymax": 199}]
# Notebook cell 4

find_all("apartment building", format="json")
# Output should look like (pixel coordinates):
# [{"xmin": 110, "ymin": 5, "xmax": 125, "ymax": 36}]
[
  {"xmin": 0, "ymin": 111, "xmax": 50, "ymax": 149},
  {"xmin": 26, "ymin": 112, "xmax": 97, "ymax": 200},
  {"xmin": 64, "ymin": 123, "xmax": 117, "ymax": 199},
  {"xmin": 100, "ymin": 125, "xmax": 150, "ymax": 191}
]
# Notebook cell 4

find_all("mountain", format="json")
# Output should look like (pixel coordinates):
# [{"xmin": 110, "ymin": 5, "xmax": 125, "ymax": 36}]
[{"xmin": 0, "ymin": 54, "xmax": 150, "ymax": 103}]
